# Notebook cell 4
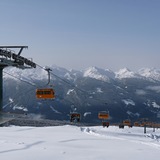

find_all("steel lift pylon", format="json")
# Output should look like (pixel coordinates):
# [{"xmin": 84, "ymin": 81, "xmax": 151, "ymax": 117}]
[{"xmin": 0, "ymin": 46, "xmax": 36, "ymax": 112}]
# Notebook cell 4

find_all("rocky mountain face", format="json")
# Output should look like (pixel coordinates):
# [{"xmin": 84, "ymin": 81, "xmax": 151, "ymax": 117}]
[{"xmin": 3, "ymin": 66, "xmax": 160, "ymax": 124}]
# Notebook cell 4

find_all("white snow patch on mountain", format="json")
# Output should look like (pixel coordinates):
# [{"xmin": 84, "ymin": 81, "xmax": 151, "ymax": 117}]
[
  {"xmin": 135, "ymin": 89, "xmax": 147, "ymax": 95},
  {"xmin": 9, "ymin": 97, "xmax": 14, "ymax": 103},
  {"xmin": 146, "ymin": 86, "xmax": 160, "ymax": 93},
  {"xmin": 96, "ymin": 87, "xmax": 103, "ymax": 93},
  {"xmin": 144, "ymin": 101, "xmax": 151, "ymax": 107},
  {"xmin": 152, "ymin": 102, "xmax": 160, "ymax": 109},
  {"xmin": 83, "ymin": 112, "xmax": 91, "ymax": 117},
  {"xmin": 67, "ymin": 89, "xmax": 75, "ymax": 95},
  {"xmin": 64, "ymin": 72, "xmax": 73, "ymax": 80},
  {"xmin": 12, "ymin": 104, "xmax": 28, "ymax": 112},
  {"xmin": 122, "ymin": 99, "xmax": 135, "ymax": 106},
  {"xmin": 70, "ymin": 69, "xmax": 83, "ymax": 77},
  {"xmin": 127, "ymin": 111, "xmax": 140, "ymax": 117}
]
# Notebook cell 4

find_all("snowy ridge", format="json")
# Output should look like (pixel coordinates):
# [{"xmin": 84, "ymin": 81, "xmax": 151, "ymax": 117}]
[
  {"xmin": 138, "ymin": 68, "xmax": 160, "ymax": 81},
  {"xmin": 3, "ymin": 65, "xmax": 160, "ymax": 82},
  {"xmin": 3, "ymin": 65, "xmax": 160, "ymax": 123},
  {"xmin": 115, "ymin": 68, "xmax": 141, "ymax": 79},
  {"xmin": 83, "ymin": 66, "xmax": 115, "ymax": 82}
]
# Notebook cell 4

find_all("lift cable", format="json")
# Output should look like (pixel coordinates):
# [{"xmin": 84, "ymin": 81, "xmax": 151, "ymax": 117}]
[
  {"xmin": 36, "ymin": 63, "xmax": 93, "ymax": 95},
  {"xmin": 2, "ymin": 62, "xmax": 111, "ymax": 125},
  {"xmin": 35, "ymin": 63, "xmax": 109, "ymax": 106},
  {"xmin": 3, "ymin": 62, "xmax": 109, "ymax": 107},
  {"xmin": 3, "ymin": 71, "xmax": 38, "ymax": 107},
  {"xmin": 3, "ymin": 70, "xmax": 36, "ymax": 87}
]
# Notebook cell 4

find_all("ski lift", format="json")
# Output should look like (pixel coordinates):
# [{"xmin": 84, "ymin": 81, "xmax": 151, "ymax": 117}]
[
  {"xmin": 70, "ymin": 113, "xmax": 81, "ymax": 122},
  {"xmin": 102, "ymin": 121, "xmax": 110, "ymax": 128},
  {"xmin": 98, "ymin": 111, "xmax": 110, "ymax": 128},
  {"xmin": 36, "ymin": 88, "xmax": 55, "ymax": 99},
  {"xmin": 122, "ymin": 119, "xmax": 132, "ymax": 128},
  {"xmin": 36, "ymin": 67, "xmax": 55, "ymax": 99}
]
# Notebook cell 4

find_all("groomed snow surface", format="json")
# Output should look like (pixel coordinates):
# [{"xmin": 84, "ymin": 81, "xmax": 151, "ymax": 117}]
[{"xmin": 0, "ymin": 125, "xmax": 160, "ymax": 160}]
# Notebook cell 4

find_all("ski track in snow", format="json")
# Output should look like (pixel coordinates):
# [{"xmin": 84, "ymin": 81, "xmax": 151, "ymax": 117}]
[{"xmin": 80, "ymin": 126, "xmax": 160, "ymax": 150}]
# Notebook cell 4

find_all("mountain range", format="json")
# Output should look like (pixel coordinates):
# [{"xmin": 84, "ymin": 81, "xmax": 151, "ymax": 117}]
[{"xmin": 3, "ymin": 66, "xmax": 160, "ymax": 124}]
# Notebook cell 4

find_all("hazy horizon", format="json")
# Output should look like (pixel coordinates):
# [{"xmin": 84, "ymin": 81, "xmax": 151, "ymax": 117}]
[{"xmin": 1, "ymin": 0, "xmax": 160, "ymax": 71}]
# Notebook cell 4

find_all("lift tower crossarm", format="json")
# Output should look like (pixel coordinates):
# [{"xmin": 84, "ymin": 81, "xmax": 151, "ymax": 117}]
[{"xmin": 0, "ymin": 46, "xmax": 28, "ymax": 56}]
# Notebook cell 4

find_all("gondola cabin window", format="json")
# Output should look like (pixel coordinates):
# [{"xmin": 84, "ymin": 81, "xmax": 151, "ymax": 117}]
[{"xmin": 36, "ymin": 88, "xmax": 55, "ymax": 99}]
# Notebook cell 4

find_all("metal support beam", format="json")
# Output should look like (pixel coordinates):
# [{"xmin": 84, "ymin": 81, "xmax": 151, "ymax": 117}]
[
  {"xmin": 144, "ymin": 125, "xmax": 146, "ymax": 134},
  {"xmin": 0, "ymin": 45, "xmax": 35, "ymax": 113},
  {"xmin": 0, "ymin": 46, "xmax": 28, "ymax": 56},
  {"xmin": 0, "ymin": 46, "xmax": 28, "ymax": 49},
  {"xmin": 45, "ymin": 68, "xmax": 52, "ymax": 85},
  {"xmin": 0, "ymin": 67, "xmax": 4, "ymax": 111},
  {"xmin": 18, "ymin": 47, "xmax": 24, "ymax": 55}
]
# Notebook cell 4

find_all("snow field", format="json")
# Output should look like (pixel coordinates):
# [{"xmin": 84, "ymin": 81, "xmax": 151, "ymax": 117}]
[{"xmin": 0, "ymin": 125, "xmax": 160, "ymax": 160}]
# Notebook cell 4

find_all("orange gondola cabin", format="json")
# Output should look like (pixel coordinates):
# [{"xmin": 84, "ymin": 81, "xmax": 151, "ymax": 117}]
[
  {"xmin": 36, "ymin": 88, "xmax": 55, "ymax": 99},
  {"xmin": 70, "ymin": 113, "xmax": 81, "ymax": 122},
  {"xmin": 123, "ymin": 119, "xmax": 132, "ymax": 127},
  {"xmin": 98, "ymin": 111, "xmax": 109, "ymax": 119}
]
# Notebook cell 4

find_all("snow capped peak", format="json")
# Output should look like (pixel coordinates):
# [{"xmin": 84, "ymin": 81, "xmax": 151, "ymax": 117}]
[
  {"xmin": 138, "ymin": 68, "xmax": 160, "ymax": 81},
  {"xmin": 4, "ymin": 65, "xmax": 160, "ymax": 83},
  {"xmin": 83, "ymin": 66, "xmax": 115, "ymax": 82},
  {"xmin": 115, "ymin": 68, "xmax": 140, "ymax": 79}
]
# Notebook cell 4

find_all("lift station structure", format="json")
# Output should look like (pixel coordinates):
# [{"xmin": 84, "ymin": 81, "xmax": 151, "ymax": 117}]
[{"xmin": 0, "ymin": 46, "xmax": 36, "ymax": 112}]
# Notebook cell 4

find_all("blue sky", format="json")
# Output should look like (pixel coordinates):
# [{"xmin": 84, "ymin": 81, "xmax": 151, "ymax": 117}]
[{"xmin": 0, "ymin": 0, "xmax": 160, "ymax": 71}]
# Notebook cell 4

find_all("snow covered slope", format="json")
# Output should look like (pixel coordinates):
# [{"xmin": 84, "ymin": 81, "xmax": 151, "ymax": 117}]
[
  {"xmin": 3, "ymin": 65, "xmax": 160, "ymax": 123},
  {"xmin": 0, "ymin": 125, "xmax": 160, "ymax": 160}
]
